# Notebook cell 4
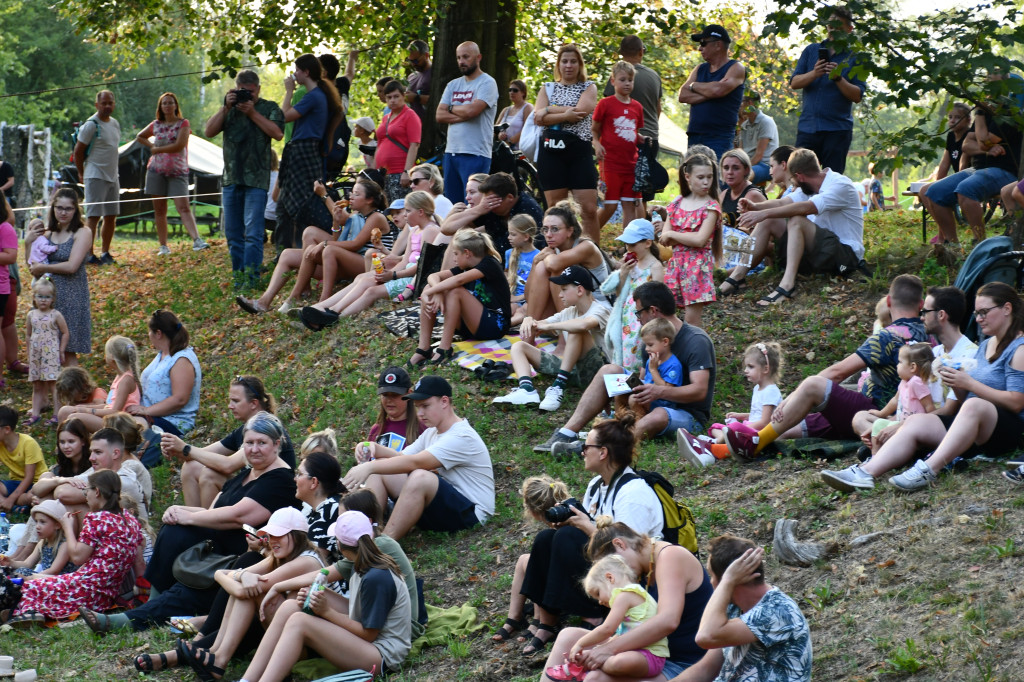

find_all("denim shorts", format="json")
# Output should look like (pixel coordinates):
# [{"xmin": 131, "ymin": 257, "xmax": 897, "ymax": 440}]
[
  {"xmin": 956, "ymin": 167, "xmax": 1018, "ymax": 203},
  {"xmin": 924, "ymin": 169, "xmax": 974, "ymax": 207},
  {"xmin": 654, "ymin": 405, "xmax": 703, "ymax": 436}
]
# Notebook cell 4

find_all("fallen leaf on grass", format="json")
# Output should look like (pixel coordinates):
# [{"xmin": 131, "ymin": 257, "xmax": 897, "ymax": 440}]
[{"xmin": 875, "ymin": 559, "xmax": 895, "ymax": 568}]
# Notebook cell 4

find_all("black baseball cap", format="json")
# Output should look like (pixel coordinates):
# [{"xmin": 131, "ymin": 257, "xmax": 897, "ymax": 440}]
[
  {"xmin": 549, "ymin": 264, "xmax": 597, "ymax": 292},
  {"xmin": 403, "ymin": 375, "xmax": 453, "ymax": 401},
  {"xmin": 691, "ymin": 25, "xmax": 731, "ymax": 44},
  {"xmin": 377, "ymin": 366, "xmax": 412, "ymax": 395}
]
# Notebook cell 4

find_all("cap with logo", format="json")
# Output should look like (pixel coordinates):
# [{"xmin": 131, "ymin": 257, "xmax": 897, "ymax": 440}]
[
  {"xmin": 402, "ymin": 375, "xmax": 453, "ymax": 401},
  {"xmin": 378, "ymin": 366, "xmax": 413, "ymax": 395},
  {"xmin": 691, "ymin": 25, "xmax": 731, "ymax": 44},
  {"xmin": 548, "ymin": 264, "xmax": 597, "ymax": 292}
]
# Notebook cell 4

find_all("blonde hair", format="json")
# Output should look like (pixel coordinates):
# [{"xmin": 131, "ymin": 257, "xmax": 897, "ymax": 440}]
[
  {"xmin": 640, "ymin": 317, "xmax": 675, "ymax": 344},
  {"xmin": 410, "ymin": 163, "xmax": 444, "ymax": 195},
  {"xmin": 104, "ymin": 335, "xmax": 142, "ymax": 392},
  {"xmin": 611, "ymin": 61, "xmax": 635, "ymax": 79},
  {"xmin": 744, "ymin": 341, "xmax": 783, "ymax": 383},
  {"xmin": 554, "ymin": 44, "xmax": 588, "ymax": 83},
  {"xmin": 403, "ymin": 190, "xmax": 437, "ymax": 224},
  {"xmin": 720, "ymin": 148, "xmax": 752, "ymax": 173},
  {"xmin": 583, "ymin": 554, "xmax": 637, "ymax": 599},
  {"xmin": 520, "ymin": 475, "xmax": 570, "ymax": 521},
  {"xmin": 506, "ymin": 214, "xmax": 538, "ymax": 290},
  {"xmin": 900, "ymin": 342, "xmax": 935, "ymax": 382},
  {"xmin": 31, "ymin": 277, "xmax": 57, "ymax": 306},
  {"xmin": 32, "ymin": 511, "xmax": 65, "ymax": 548},
  {"xmin": 300, "ymin": 428, "xmax": 338, "ymax": 460},
  {"xmin": 452, "ymin": 228, "xmax": 501, "ymax": 262}
]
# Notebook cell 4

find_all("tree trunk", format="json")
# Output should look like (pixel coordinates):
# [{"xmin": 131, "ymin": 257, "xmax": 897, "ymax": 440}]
[{"xmin": 424, "ymin": 0, "xmax": 517, "ymax": 155}]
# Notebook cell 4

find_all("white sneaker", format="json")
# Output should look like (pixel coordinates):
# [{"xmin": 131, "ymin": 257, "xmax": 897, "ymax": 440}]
[
  {"xmin": 277, "ymin": 298, "xmax": 298, "ymax": 315},
  {"xmin": 157, "ymin": 245, "xmax": 171, "ymax": 256},
  {"xmin": 492, "ymin": 387, "xmax": 540, "ymax": 406},
  {"xmin": 888, "ymin": 459, "xmax": 937, "ymax": 492},
  {"xmin": 193, "ymin": 238, "xmax": 209, "ymax": 251},
  {"xmin": 539, "ymin": 385, "xmax": 564, "ymax": 412},
  {"xmin": 820, "ymin": 464, "xmax": 875, "ymax": 492}
]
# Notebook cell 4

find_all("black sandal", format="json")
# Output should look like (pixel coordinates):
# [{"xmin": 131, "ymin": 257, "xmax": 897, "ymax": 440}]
[
  {"xmin": 134, "ymin": 652, "xmax": 169, "ymax": 673},
  {"xmin": 483, "ymin": 362, "xmax": 513, "ymax": 382},
  {"xmin": 492, "ymin": 615, "xmax": 529, "ymax": 642},
  {"xmin": 521, "ymin": 622, "xmax": 558, "ymax": 656},
  {"xmin": 299, "ymin": 306, "xmax": 340, "ymax": 332},
  {"xmin": 185, "ymin": 643, "xmax": 224, "ymax": 682},
  {"xmin": 474, "ymin": 359, "xmax": 497, "ymax": 378},
  {"xmin": 430, "ymin": 347, "xmax": 455, "ymax": 365},
  {"xmin": 408, "ymin": 348, "xmax": 432, "ymax": 368},
  {"xmin": 756, "ymin": 285, "xmax": 796, "ymax": 307},
  {"xmin": 719, "ymin": 276, "xmax": 746, "ymax": 297}
]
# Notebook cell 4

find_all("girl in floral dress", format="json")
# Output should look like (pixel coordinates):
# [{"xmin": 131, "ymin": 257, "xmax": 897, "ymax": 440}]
[
  {"xmin": 661, "ymin": 153, "xmax": 722, "ymax": 328},
  {"xmin": 25, "ymin": 277, "xmax": 68, "ymax": 425},
  {"xmin": 3, "ymin": 470, "xmax": 142, "ymax": 626}
]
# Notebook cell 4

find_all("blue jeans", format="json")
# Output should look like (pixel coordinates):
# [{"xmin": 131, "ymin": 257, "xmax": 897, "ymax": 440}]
[
  {"xmin": 655, "ymin": 405, "xmax": 703, "ymax": 436},
  {"xmin": 443, "ymin": 153, "xmax": 491, "ymax": 204},
  {"xmin": 751, "ymin": 161, "xmax": 771, "ymax": 184},
  {"xmin": 686, "ymin": 134, "xmax": 736, "ymax": 166},
  {"xmin": 222, "ymin": 184, "xmax": 268, "ymax": 274}
]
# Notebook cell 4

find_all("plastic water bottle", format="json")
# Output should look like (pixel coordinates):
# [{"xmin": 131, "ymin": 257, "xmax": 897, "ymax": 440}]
[
  {"xmin": 0, "ymin": 512, "xmax": 9, "ymax": 555},
  {"xmin": 302, "ymin": 568, "xmax": 330, "ymax": 614}
]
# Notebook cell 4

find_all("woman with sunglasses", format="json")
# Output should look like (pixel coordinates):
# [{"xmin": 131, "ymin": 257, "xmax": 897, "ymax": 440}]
[
  {"xmin": 162, "ymin": 375, "xmax": 296, "ymax": 508},
  {"xmin": 408, "ymin": 162, "xmax": 453, "ymax": 219},
  {"xmin": 822, "ymin": 282, "xmax": 1024, "ymax": 493},
  {"xmin": 497, "ymin": 80, "xmax": 533, "ymax": 149},
  {"xmin": 516, "ymin": 413, "xmax": 661, "ymax": 656}
]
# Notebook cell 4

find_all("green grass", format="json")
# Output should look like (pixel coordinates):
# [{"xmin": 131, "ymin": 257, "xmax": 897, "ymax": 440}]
[{"xmin": 2, "ymin": 209, "xmax": 1022, "ymax": 680}]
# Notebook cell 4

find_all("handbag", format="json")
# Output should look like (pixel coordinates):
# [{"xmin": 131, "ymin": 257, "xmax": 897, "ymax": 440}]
[
  {"xmin": 171, "ymin": 540, "xmax": 238, "ymax": 590},
  {"xmin": 519, "ymin": 115, "xmax": 541, "ymax": 162}
]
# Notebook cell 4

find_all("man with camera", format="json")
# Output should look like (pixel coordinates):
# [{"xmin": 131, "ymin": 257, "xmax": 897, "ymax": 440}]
[
  {"xmin": 204, "ymin": 69, "xmax": 285, "ymax": 289},
  {"xmin": 789, "ymin": 6, "xmax": 865, "ymax": 174},
  {"xmin": 341, "ymin": 376, "xmax": 495, "ymax": 541}
]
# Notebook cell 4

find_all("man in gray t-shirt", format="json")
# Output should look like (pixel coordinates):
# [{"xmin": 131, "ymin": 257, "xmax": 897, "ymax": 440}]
[
  {"xmin": 436, "ymin": 41, "xmax": 498, "ymax": 205},
  {"xmin": 738, "ymin": 91, "xmax": 779, "ymax": 184},
  {"xmin": 74, "ymin": 90, "xmax": 121, "ymax": 264}
]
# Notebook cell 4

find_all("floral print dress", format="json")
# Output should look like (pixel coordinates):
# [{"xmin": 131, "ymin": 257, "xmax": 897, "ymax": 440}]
[
  {"xmin": 664, "ymin": 197, "xmax": 721, "ymax": 308},
  {"xmin": 620, "ymin": 264, "xmax": 655, "ymax": 375},
  {"xmin": 15, "ymin": 510, "xmax": 142, "ymax": 619},
  {"xmin": 27, "ymin": 308, "xmax": 62, "ymax": 381}
]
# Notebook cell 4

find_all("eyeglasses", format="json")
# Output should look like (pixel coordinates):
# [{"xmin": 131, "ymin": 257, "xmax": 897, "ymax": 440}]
[
  {"xmin": 635, "ymin": 305, "xmax": 653, "ymax": 317},
  {"xmin": 295, "ymin": 470, "xmax": 309, "ymax": 479},
  {"xmin": 919, "ymin": 308, "xmax": 936, "ymax": 317},
  {"xmin": 540, "ymin": 226, "xmax": 563, "ymax": 234},
  {"xmin": 581, "ymin": 443, "xmax": 603, "ymax": 453},
  {"xmin": 54, "ymin": 205, "xmax": 75, "ymax": 212},
  {"xmin": 975, "ymin": 305, "xmax": 1002, "ymax": 320}
]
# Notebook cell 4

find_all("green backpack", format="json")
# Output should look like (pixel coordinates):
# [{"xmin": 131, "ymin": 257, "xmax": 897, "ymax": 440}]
[{"xmin": 590, "ymin": 470, "xmax": 699, "ymax": 555}]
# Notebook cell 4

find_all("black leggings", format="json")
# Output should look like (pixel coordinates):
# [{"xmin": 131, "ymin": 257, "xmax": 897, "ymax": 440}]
[{"xmin": 520, "ymin": 526, "xmax": 606, "ymax": 619}]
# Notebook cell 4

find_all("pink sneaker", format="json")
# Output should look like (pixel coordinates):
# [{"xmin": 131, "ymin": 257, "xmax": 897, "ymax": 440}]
[{"xmin": 545, "ymin": 658, "xmax": 586, "ymax": 681}]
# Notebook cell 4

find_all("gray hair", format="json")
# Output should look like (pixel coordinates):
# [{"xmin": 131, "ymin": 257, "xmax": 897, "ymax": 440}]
[
  {"xmin": 244, "ymin": 411, "xmax": 285, "ymax": 443},
  {"xmin": 236, "ymin": 69, "xmax": 260, "ymax": 87}
]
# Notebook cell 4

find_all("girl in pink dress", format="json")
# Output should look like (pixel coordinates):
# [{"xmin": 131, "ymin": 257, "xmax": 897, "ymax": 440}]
[
  {"xmin": 4, "ymin": 470, "xmax": 142, "ymax": 625},
  {"xmin": 661, "ymin": 153, "xmax": 722, "ymax": 328},
  {"xmin": 26, "ymin": 277, "xmax": 69, "ymax": 424}
]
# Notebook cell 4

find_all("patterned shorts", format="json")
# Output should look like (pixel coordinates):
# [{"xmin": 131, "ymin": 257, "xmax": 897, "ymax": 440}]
[{"xmin": 538, "ymin": 344, "xmax": 607, "ymax": 387}]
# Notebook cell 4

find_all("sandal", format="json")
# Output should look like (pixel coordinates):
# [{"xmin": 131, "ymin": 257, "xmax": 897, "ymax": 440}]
[
  {"xmin": 516, "ymin": 617, "xmax": 540, "ymax": 643},
  {"xmin": 79, "ymin": 606, "xmax": 113, "ymax": 633},
  {"xmin": 474, "ymin": 359, "xmax": 497, "ymax": 379},
  {"xmin": 756, "ymin": 285, "xmax": 796, "ymax": 307},
  {"xmin": 185, "ymin": 643, "xmax": 225, "ymax": 681},
  {"xmin": 23, "ymin": 415, "xmax": 41, "ymax": 426},
  {"xmin": 170, "ymin": 616, "xmax": 199, "ymax": 638},
  {"xmin": 134, "ymin": 651, "xmax": 169, "ymax": 673},
  {"xmin": 299, "ymin": 306, "xmax": 340, "ymax": 332},
  {"xmin": 521, "ymin": 622, "xmax": 557, "ymax": 656},
  {"xmin": 45, "ymin": 416, "xmax": 59, "ymax": 426},
  {"xmin": 235, "ymin": 295, "xmax": 268, "ymax": 315},
  {"xmin": 407, "ymin": 348, "xmax": 432, "ymax": 369},
  {"xmin": 7, "ymin": 610, "xmax": 45, "ymax": 628},
  {"xmin": 430, "ymin": 347, "xmax": 455, "ymax": 365},
  {"xmin": 483, "ymin": 362, "xmax": 513, "ymax": 382},
  {"xmin": 719, "ymin": 276, "xmax": 746, "ymax": 297},
  {"xmin": 492, "ymin": 615, "xmax": 530, "ymax": 642},
  {"xmin": 7, "ymin": 360, "xmax": 29, "ymax": 374}
]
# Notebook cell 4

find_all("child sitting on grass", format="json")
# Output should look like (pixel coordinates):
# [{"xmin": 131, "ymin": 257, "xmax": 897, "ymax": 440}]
[
  {"xmin": 491, "ymin": 475, "xmax": 570, "ymax": 649},
  {"xmin": 0, "ymin": 500, "xmax": 75, "ymax": 578},
  {"xmin": 864, "ymin": 342, "xmax": 936, "ymax": 456},
  {"xmin": 506, "ymin": 214, "xmax": 539, "ymax": 327},
  {"xmin": 545, "ymin": 553, "xmax": 668, "ymax": 681},
  {"xmin": 492, "ymin": 264, "xmax": 611, "ymax": 413}
]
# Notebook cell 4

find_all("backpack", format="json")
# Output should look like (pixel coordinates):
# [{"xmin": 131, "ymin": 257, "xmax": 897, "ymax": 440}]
[
  {"xmin": 951, "ymin": 236, "xmax": 1024, "ymax": 342},
  {"xmin": 589, "ymin": 470, "xmax": 699, "ymax": 555},
  {"xmin": 69, "ymin": 115, "xmax": 101, "ymax": 163}
]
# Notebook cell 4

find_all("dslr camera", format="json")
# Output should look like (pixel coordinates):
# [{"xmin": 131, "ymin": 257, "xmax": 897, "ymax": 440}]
[
  {"xmin": 231, "ymin": 88, "xmax": 254, "ymax": 105},
  {"xmin": 544, "ymin": 498, "xmax": 589, "ymax": 524}
]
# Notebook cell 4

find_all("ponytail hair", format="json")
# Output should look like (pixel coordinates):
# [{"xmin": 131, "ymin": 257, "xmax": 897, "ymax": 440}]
[
  {"xmin": 590, "ymin": 412, "xmax": 638, "ymax": 471},
  {"xmin": 231, "ymin": 375, "xmax": 278, "ymax": 413},
  {"xmin": 452, "ymin": 228, "xmax": 501, "ymax": 262},
  {"xmin": 506, "ymin": 214, "xmax": 538, "ymax": 291},
  {"xmin": 294, "ymin": 53, "xmax": 343, "ymax": 157},
  {"xmin": 678, "ymin": 153, "xmax": 722, "ymax": 264},
  {"xmin": 104, "ymin": 335, "xmax": 142, "ymax": 393},
  {"xmin": 544, "ymin": 200, "xmax": 583, "ymax": 241},
  {"xmin": 587, "ymin": 516, "xmax": 651, "ymax": 562},
  {"xmin": 303, "ymin": 451, "xmax": 345, "ymax": 497},
  {"xmin": 148, "ymin": 310, "xmax": 189, "ymax": 355},
  {"xmin": 344, "ymin": 534, "xmax": 401, "ymax": 576}
]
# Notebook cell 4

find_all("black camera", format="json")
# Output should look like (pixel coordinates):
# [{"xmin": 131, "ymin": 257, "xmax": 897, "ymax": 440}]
[
  {"xmin": 233, "ymin": 88, "xmax": 254, "ymax": 105},
  {"xmin": 544, "ymin": 498, "xmax": 589, "ymax": 524}
]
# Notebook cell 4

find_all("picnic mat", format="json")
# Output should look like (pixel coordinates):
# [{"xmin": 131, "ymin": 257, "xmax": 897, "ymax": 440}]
[
  {"xmin": 377, "ymin": 304, "xmax": 445, "ymax": 342},
  {"xmin": 453, "ymin": 334, "xmax": 558, "ymax": 378},
  {"xmin": 291, "ymin": 603, "xmax": 487, "ymax": 679}
]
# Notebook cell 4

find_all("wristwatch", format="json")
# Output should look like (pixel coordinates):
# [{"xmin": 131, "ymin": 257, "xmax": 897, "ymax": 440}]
[
  {"xmin": 688, "ymin": 83, "xmax": 695, "ymax": 92},
  {"xmin": 183, "ymin": 444, "xmax": 192, "ymax": 458},
  {"xmin": 447, "ymin": 104, "xmax": 454, "ymax": 114}
]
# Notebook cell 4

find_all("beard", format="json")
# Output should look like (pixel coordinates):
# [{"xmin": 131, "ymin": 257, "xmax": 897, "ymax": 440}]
[
  {"xmin": 798, "ymin": 182, "xmax": 817, "ymax": 196},
  {"xmin": 459, "ymin": 61, "xmax": 478, "ymax": 76}
]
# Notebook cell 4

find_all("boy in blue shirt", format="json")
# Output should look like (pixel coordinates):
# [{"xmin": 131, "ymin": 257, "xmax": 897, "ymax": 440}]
[{"xmin": 629, "ymin": 317, "xmax": 683, "ymax": 415}]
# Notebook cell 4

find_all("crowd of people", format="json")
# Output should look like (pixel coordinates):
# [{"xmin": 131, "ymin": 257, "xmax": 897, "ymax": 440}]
[{"xmin": 1, "ymin": 8, "xmax": 1024, "ymax": 682}]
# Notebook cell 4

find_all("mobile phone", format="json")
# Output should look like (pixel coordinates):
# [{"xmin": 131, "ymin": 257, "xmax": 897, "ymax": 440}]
[
  {"xmin": 242, "ymin": 524, "xmax": 259, "ymax": 537},
  {"xmin": 818, "ymin": 47, "xmax": 829, "ymax": 63},
  {"xmin": 626, "ymin": 372, "xmax": 641, "ymax": 389}
]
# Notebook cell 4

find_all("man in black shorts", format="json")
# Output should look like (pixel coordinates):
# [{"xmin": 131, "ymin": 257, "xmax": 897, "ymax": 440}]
[
  {"xmin": 737, "ymin": 148, "xmax": 864, "ymax": 306},
  {"xmin": 341, "ymin": 376, "xmax": 495, "ymax": 540}
]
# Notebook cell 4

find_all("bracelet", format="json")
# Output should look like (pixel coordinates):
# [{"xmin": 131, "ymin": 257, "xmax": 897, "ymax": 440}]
[
  {"xmin": 392, "ymin": 270, "xmax": 397, "ymax": 281},
  {"xmin": 321, "ymin": 194, "xmax": 329, "ymax": 202}
]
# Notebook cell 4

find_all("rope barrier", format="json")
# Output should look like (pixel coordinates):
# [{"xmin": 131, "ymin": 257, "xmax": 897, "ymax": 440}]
[
  {"xmin": 0, "ymin": 65, "xmax": 262, "ymax": 100},
  {"xmin": 10, "ymin": 191, "xmax": 224, "ymax": 215}
]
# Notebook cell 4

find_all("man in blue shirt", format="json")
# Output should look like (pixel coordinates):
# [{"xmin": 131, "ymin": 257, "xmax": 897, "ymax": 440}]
[{"xmin": 789, "ymin": 6, "xmax": 866, "ymax": 174}]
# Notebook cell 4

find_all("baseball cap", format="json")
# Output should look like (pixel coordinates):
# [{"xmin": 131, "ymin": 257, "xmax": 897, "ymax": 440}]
[
  {"xmin": 329, "ymin": 510, "xmax": 374, "ymax": 546},
  {"xmin": 387, "ymin": 199, "xmax": 405, "ymax": 211},
  {"xmin": 260, "ymin": 507, "xmax": 309, "ymax": 537},
  {"xmin": 403, "ymin": 375, "xmax": 453, "ymax": 401},
  {"xmin": 617, "ymin": 219, "xmax": 656, "ymax": 245},
  {"xmin": 353, "ymin": 116, "xmax": 375, "ymax": 133},
  {"xmin": 378, "ymin": 366, "xmax": 412, "ymax": 395},
  {"xmin": 30, "ymin": 499, "xmax": 67, "ymax": 523},
  {"xmin": 549, "ymin": 264, "xmax": 597, "ymax": 292},
  {"xmin": 691, "ymin": 25, "xmax": 731, "ymax": 44}
]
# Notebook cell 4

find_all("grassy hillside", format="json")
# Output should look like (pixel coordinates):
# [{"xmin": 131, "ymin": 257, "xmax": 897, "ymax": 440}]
[{"xmin": 2, "ymin": 210, "xmax": 1021, "ymax": 681}]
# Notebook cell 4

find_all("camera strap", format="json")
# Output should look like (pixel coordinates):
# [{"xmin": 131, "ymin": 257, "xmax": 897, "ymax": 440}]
[{"xmin": 589, "ymin": 469, "xmax": 636, "ymax": 517}]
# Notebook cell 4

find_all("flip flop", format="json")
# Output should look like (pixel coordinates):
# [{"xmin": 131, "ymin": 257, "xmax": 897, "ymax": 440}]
[
  {"xmin": 169, "ymin": 616, "xmax": 199, "ymax": 638},
  {"xmin": 756, "ymin": 285, "xmax": 796, "ymax": 307},
  {"xmin": 299, "ymin": 306, "xmax": 340, "ymax": 332},
  {"xmin": 23, "ymin": 415, "xmax": 41, "ymax": 426}
]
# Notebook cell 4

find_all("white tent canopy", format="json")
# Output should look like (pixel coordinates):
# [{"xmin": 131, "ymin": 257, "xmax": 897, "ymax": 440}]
[
  {"xmin": 117, "ymin": 135, "xmax": 224, "ymax": 176},
  {"xmin": 657, "ymin": 114, "xmax": 688, "ymax": 157}
]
